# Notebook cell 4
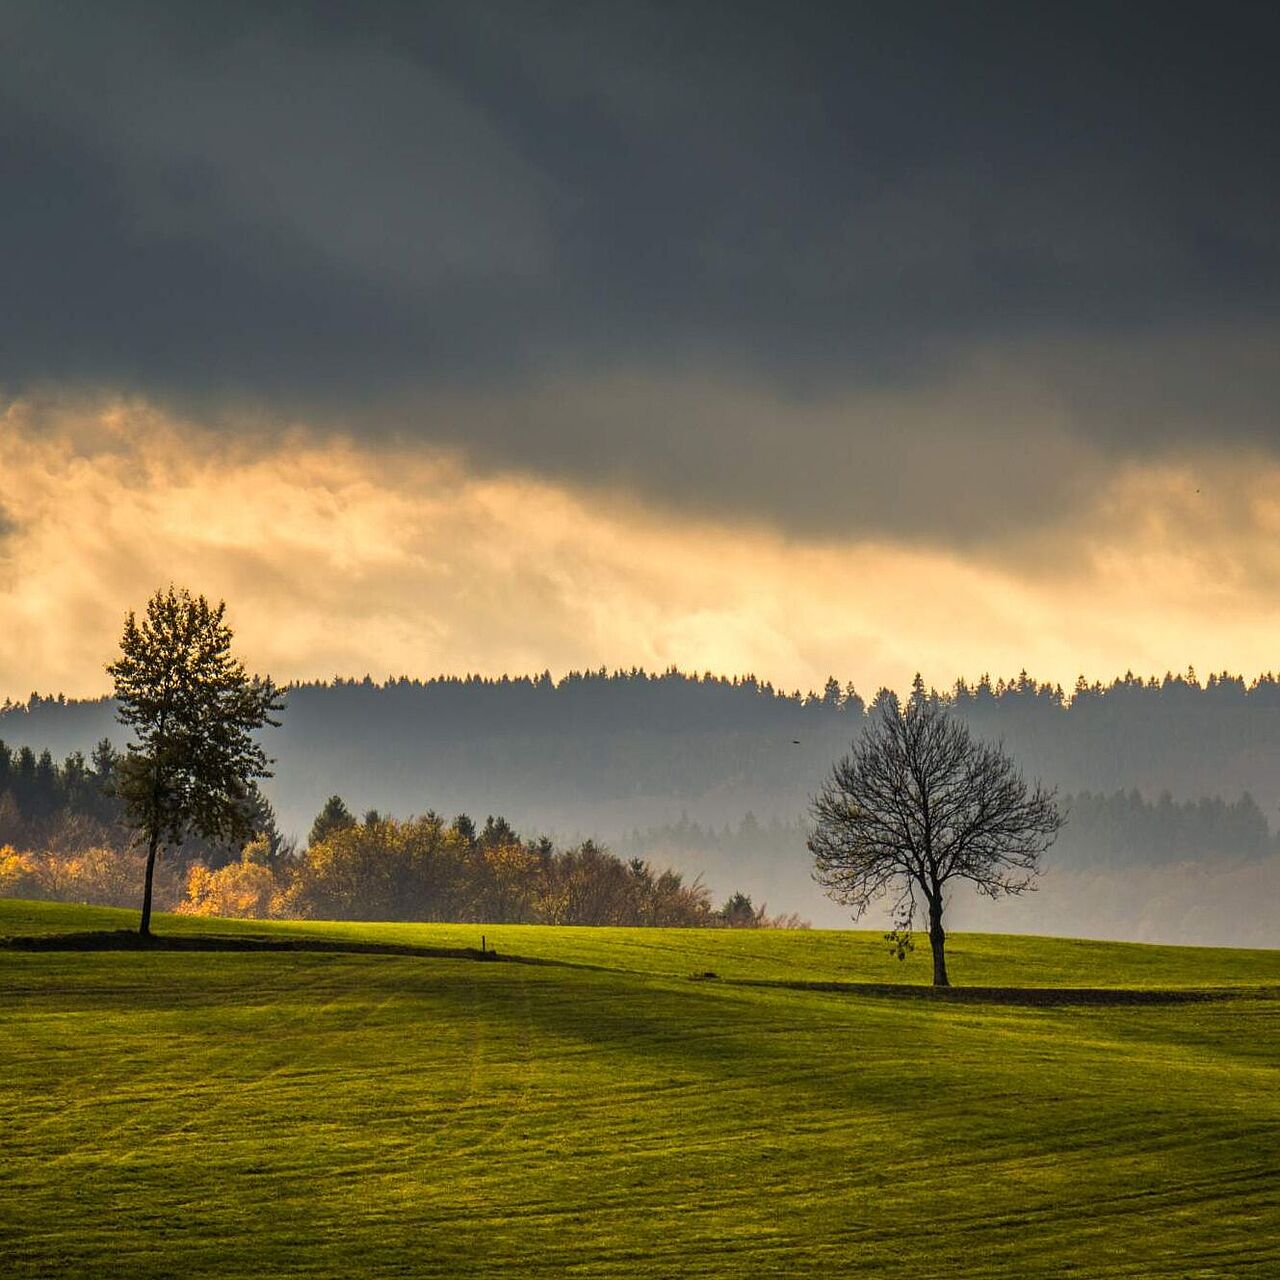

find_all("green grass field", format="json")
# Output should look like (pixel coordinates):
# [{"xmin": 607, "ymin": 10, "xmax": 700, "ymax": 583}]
[{"xmin": 3, "ymin": 900, "xmax": 1277, "ymax": 1277}]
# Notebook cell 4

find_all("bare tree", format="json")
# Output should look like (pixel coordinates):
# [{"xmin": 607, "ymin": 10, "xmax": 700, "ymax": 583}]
[{"xmin": 808, "ymin": 691, "xmax": 1063, "ymax": 986}]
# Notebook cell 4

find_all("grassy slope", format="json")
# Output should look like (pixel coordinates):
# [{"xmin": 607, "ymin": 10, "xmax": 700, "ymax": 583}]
[
  {"xmin": 6, "ymin": 898, "xmax": 1280, "ymax": 987},
  {"xmin": 1, "ymin": 900, "xmax": 1277, "ymax": 1278}
]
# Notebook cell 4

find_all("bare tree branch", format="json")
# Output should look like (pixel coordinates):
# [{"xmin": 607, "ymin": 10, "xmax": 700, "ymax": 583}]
[{"xmin": 808, "ymin": 694, "xmax": 1064, "ymax": 986}]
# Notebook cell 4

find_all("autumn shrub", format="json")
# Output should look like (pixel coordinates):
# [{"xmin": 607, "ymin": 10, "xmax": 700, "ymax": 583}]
[
  {"xmin": 0, "ymin": 847, "xmax": 44, "ymax": 898},
  {"xmin": 60, "ymin": 847, "xmax": 184, "ymax": 909},
  {"xmin": 281, "ymin": 817, "xmax": 718, "ymax": 926},
  {"xmin": 0, "ymin": 846, "xmax": 183, "ymax": 910},
  {"xmin": 279, "ymin": 816, "xmax": 473, "ymax": 921},
  {"xmin": 1, "ymin": 814, "xmax": 785, "ymax": 929},
  {"xmin": 180, "ymin": 856, "xmax": 282, "ymax": 919}
]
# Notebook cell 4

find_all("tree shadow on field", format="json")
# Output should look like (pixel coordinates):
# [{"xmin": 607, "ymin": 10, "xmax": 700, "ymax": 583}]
[
  {"xmin": 2, "ymin": 929, "xmax": 506, "ymax": 962},
  {"xmin": 7, "ymin": 928, "xmax": 1271, "ymax": 1142},
  {"xmin": 6, "ymin": 929, "xmax": 1263, "ymax": 1006},
  {"xmin": 727, "ymin": 977, "xmax": 1259, "ymax": 1006}
]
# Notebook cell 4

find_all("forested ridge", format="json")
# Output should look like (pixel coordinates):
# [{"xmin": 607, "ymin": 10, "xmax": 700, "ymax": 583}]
[
  {"xmin": 4, "ymin": 667, "xmax": 1279, "ymax": 939},
  {"xmin": 5, "ymin": 666, "xmax": 1280, "ymax": 824}
]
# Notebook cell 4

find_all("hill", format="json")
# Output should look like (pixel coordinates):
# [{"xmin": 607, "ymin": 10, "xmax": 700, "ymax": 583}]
[
  {"xmin": 10, "ymin": 670, "xmax": 1280, "ymax": 833},
  {"xmin": 3, "ymin": 900, "xmax": 1278, "ymax": 1277}
]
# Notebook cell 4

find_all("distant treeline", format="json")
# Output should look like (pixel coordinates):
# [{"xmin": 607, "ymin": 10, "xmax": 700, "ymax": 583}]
[
  {"xmin": 620, "ymin": 789, "xmax": 1280, "ymax": 872},
  {"xmin": 1059, "ymin": 790, "xmax": 1276, "ymax": 867},
  {"xmin": 7, "ymin": 668, "xmax": 1280, "ymax": 824},
  {"xmin": 5, "ymin": 668, "xmax": 1280, "ymax": 914},
  {"xmin": 0, "ymin": 738, "xmax": 123, "ymax": 849},
  {"xmin": 0, "ymin": 737, "xmax": 283, "ymax": 862}
]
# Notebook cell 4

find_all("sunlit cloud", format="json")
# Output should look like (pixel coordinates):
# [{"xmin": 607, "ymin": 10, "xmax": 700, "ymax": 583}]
[{"xmin": 2, "ymin": 394, "xmax": 1279, "ymax": 703}]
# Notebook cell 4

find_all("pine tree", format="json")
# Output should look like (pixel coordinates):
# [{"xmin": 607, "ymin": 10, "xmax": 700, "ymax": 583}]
[{"xmin": 308, "ymin": 795, "xmax": 356, "ymax": 847}]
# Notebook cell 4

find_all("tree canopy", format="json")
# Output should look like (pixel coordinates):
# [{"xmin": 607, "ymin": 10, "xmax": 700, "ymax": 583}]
[{"xmin": 107, "ymin": 586, "xmax": 284, "ymax": 935}]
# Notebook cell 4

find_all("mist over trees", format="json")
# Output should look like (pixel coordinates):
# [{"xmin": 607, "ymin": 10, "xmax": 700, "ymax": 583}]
[
  {"xmin": 621, "ymin": 791, "xmax": 1280, "ymax": 874},
  {"xmin": 3, "ymin": 666, "xmax": 1280, "ymax": 942},
  {"xmin": 7, "ymin": 667, "xmax": 1280, "ymax": 817}
]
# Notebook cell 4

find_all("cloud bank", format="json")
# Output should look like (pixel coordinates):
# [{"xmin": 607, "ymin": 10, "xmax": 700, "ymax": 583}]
[
  {"xmin": 2, "ymin": 2, "xmax": 1279, "ymax": 542},
  {"xmin": 4, "ymin": 397, "xmax": 1280, "ymax": 703}
]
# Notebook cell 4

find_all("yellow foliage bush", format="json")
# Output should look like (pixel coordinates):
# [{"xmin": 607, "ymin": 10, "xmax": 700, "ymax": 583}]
[
  {"xmin": 0, "ymin": 846, "xmax": 182, "ymax": 910},
  {"xmin": 179, "ymin": 855, "xmax": 281, "ymax": 919},
  {"xmin": 0, "ymin": 847, "xmax": 43, "ymax": 898}
]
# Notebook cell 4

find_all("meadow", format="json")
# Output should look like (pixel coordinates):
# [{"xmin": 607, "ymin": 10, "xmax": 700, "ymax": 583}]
[{"xmin": 2, "ymin": 900, "xmax": 1277, "ymax": 1277}]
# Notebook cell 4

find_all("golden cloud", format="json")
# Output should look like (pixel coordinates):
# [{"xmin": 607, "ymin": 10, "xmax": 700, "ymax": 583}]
[{"xmin": 2, "ymin": 394, "xmax": 1278, "ymax": 701}]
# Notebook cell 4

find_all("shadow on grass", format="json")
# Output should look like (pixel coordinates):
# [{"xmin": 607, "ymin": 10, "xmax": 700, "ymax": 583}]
[
  {"xmin": 0, "ymin": 929, "xmax": 524, "ymax": 965},
  {"xmin": 4, "ymin": 929, "xmax": 1271, "ymax": 1006},
  {"xmin": 721, "ymin": 976, "xmax": 1268, "ymax": 1006}
]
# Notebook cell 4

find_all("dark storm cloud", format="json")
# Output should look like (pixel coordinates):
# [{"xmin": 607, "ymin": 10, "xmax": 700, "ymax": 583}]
[{"xmin": 4, "ymin": 0, "xmax": 1280, "ymax": 536}]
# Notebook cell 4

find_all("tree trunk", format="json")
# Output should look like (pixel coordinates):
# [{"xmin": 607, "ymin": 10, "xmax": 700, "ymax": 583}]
[
  {"xmin": 139, "ymin": 833, "xmax": 159, "ymax": 938},
  {"xmin": 928, "ymin": 899, "xmax": 949, "ymax": 987}
]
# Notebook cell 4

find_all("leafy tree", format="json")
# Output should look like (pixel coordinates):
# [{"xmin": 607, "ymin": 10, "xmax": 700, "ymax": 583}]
[
  {"xmin": 308, "ymin": 794, "xmax": 356, "ymax": 847},
  {"xmin": 107, "ymin": 586, "xmax": 284, "ymax": 936},
  {"xmin": 809, "ymin": 694, "xmax": 1062, "ymax": 986},
  {"xmin": 181, "ymin": 853, "xmax": 278, "ymax": 919}
]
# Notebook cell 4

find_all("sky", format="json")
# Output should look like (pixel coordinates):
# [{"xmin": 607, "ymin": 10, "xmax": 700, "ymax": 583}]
[{"xmin": 3, "ymin": 1, "xmax": 1280, "ymax": 701}]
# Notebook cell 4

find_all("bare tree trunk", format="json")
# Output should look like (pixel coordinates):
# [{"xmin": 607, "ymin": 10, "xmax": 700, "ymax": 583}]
[
  {"xmin": 928, "ymin": 899, "xmax": 949, "ymax": 987},
  {"xmin": 139, "ymin": 832, "xmax": 159, "ymax": 938}
]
